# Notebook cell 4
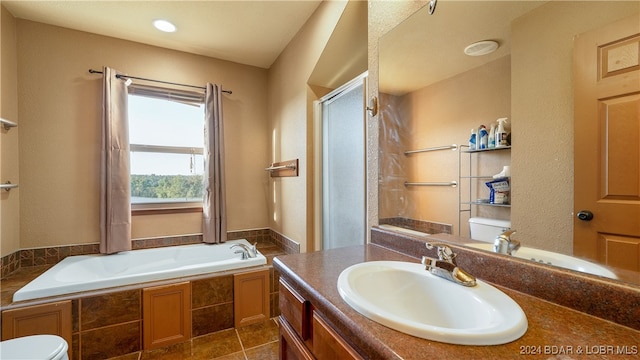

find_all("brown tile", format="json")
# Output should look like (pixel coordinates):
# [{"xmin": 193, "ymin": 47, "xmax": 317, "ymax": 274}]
[
  {"xmin": 192, "ymin": 303, "xmax": 234, "ymax": 337},
  {"xmin": 191, "ymin": 329, "xmax": 242, "ymax": 360},
  {"xmin": 107, "ymin": 352, "xmax": 141, "ymax": 360},
  {"xmin": 269, "ymin": 293, "xmax": 280, "ymax": 318},
  {"xmin": 237, "ymin": 319, "xmax": 279, "ymax": 349},
  {"xmin": 244, "ymin": 341, "xmax": 279, "ymax": 360},
  {"xmin": 191, "ymin": 275, "xmax": 233, "ymax": 308},
  {"xmin": 72, "ymin": 299, "xmax": 80, "ymax": 333},
  {"xmin": 72, "ymin": 333, "xmax": 80, "ymax": 360},
  {"xmin": 211, "ymin": 351, "xmax": 246, "ymax": 360},
  {"xmin": 81, "ymin": 321, "xmax": 141, "ymax": 360},
  {"xmin": 140, "ymin": 340, "xmax": 191, "ymax": 360},
  {"xmin": 81, "ymin": 289, "xmax": 141, "ymax": 330}
]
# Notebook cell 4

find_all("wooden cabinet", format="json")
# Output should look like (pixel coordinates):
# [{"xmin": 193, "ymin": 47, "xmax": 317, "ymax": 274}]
[
  {"xmin": 278, "ymin": 278, "xmax": 362, "ymax": 360},
  {"xmin": 1, "ymin": 301, "xmax": 72, "ymax": 358},
  {"xmin": 142, "ymin": 282, "xmax": 191, "ymax": 350},
  {"xmin": 234, "ymin": 268, "xmax": 270, "ymax": 328},
  {"xmin": 312, "ymin": 312, "xmax": 362, "ymax": 360},
  {"xmin": 280, "ymin": 315, "xmax": 315, "ymax": 360}
]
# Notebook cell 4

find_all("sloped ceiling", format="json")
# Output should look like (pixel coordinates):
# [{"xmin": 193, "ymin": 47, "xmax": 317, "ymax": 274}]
[
  {"xmin": 308, "ymin": 0, "xmax": 368, "ymax": 89},
  {"xmin": 2, "ymin": 0, "xmax": 323, "ymax": 69}
]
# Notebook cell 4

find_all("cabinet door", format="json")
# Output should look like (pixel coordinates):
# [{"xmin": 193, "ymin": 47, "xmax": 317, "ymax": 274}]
[
  {"xmin": 279, "ymin": 316, "xmax": 315, "ymax": 360},
  {"xmin": 143, "ymin": 282, "xmax": 191, "ymax": 350},
  {"xmin": 1, "ymin": 301, "xmax": 72, "ymax": 358},
  {"xmin": 312, "ymin": 312, "xmax": 362, "ymax": 360},
  {"xmin": 234, "ymin": 268, "xmax": 270, "ymax": 328}
]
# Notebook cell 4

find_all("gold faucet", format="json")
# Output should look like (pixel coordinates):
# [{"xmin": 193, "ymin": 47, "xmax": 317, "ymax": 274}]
[{"xmin": 421, "ymin": 243, "xmax": 476, "ymax": 287}]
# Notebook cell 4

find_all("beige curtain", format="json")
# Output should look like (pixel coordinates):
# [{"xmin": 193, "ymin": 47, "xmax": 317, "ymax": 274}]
[
  {"xmin": 100, "ymin": 67, "xmax": 132, "ymax": 254},
  {"xmin": 203, "ymin": 83, "xmax": 227, "ymax": 243}
]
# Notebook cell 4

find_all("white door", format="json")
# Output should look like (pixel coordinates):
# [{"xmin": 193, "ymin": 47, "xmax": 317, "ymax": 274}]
[{"xmin": 320, "ymin": 74, "xmax": 367, "ymax": 250}]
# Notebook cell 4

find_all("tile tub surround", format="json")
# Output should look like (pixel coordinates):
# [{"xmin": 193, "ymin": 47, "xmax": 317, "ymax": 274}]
[
  {"xmin": 371, "ymin": 228, "xmax": 640, "ymax": 331},
  {"xmin": 274, "ymin": 245, "xmax": 640, "ymax": 360},
  {"xmin": 2, "ymin": 265, "xmax": 283, "ymax": 359},
  {"xmin": 1, "ymin": 235, "xmax": 287, "ymax": 359}
]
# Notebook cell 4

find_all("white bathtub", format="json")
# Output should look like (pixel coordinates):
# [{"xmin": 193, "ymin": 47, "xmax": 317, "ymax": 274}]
[
  {"xmin": 13, "ymin": 239, "xmax": 267, "ymax": 302},
  {"xmin": 378, "ymin": 224, "xmax": 430, "ymax": 238}
]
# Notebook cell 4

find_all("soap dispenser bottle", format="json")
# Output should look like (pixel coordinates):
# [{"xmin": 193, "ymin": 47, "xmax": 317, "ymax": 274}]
[
  {"xmin": 496, "ymin": 118, "xmax": 509, "ymax": 147},
  {"xmin": 478, "ymin": 125, "xmax": 488, "ymax": 150},
  {"xmin": 469, "ymin": 128, "xmax": 477, "ymax": 151},
  {"xmin": 488, "ymin": 123, "xmax": 496, "ymax": 148}
]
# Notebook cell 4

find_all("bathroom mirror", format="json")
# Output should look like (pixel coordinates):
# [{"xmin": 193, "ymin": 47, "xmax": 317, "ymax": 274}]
[{"xmin": 378, "ymin": 0, "xmax": 640, "ymax": 285}]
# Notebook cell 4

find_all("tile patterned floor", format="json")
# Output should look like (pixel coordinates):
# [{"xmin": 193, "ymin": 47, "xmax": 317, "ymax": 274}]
[{"xmin": 108, "ymin": 318, "xmax": 280, "ymax": 360}]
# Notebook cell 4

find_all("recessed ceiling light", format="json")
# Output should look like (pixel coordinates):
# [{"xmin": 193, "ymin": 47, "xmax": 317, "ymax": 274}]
[
  {"xmin": 464, "ymin": 40, "xmax": 499, "ymax": 56},
  {"xmin": 153, "ymin": 19, "xmax": 176, "ymax": 33}
]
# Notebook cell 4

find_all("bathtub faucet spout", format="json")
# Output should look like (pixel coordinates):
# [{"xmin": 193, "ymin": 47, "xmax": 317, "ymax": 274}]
[{"xmin": 230, "ymin": 243, "xmax": 258, "ymax": 259}]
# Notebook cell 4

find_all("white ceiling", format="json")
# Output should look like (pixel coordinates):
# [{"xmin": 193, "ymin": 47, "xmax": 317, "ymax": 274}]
[
  {"xmin": 380, "ymin": 1, "xmax": 547, "ymax": 96},
  {"xmin": 2, "ymin": 0, "xmax": 323, "ymax": 69}
]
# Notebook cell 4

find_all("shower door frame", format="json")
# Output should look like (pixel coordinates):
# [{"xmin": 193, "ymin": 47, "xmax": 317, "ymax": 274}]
[{"xmin": 313, "ymin": 72, "xmax": 368, "ymax": 251}]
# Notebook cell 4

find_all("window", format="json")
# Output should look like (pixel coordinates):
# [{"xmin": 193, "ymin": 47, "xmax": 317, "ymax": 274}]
[{"xmin": 127, "ymin": 85, "xmax": 205, "ymax": 211}]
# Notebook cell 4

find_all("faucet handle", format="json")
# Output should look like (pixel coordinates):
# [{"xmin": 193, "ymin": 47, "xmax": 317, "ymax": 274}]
[
  {"xmin": 234, "ymin": 249, "xmax": 249, "ymax": 260},
  {"xmin": 249, "ymin": 242, "xmax": 258, "ymax": 256},
  {"xmin": 425, "ymin": 243, "xmax": 456, "ymax": 263},
  {"xmin": 499, "ymin": 229, "xmax": 517, "ymax": 239}
]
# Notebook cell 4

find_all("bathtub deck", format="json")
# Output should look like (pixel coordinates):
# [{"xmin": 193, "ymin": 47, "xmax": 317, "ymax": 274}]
[{"xmin": 0, "ymin": 240, "xmax": 286, "ymax": 308}]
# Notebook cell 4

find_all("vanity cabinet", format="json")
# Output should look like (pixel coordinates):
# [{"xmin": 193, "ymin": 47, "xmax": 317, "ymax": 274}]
[
  {"xmin": 142, "ymin": 282, "xmax": 191, "ymax": 350},
  {"xmin": 279, "ymin": 278, "xmax": 362, "ymax": 360}
]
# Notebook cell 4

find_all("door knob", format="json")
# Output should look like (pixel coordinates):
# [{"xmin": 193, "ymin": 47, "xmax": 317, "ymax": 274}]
[{"xmin": 577, "ymin": 210, "xmax": 594, "ymax": 221}]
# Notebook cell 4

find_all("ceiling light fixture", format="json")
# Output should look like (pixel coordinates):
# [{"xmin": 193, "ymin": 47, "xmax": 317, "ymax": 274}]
[
  {"xmin": 464, "ymin": 40, "xmax": 499, "ymax": 56},
  {"xmin": 153, "ymin": 19, "xmax": 176, "ymax": 33}
]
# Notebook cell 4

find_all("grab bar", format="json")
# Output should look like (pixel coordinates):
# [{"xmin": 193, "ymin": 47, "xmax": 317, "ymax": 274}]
[
  {"xmin": 404, "ymin": 144, "xmax": 457, "ymax": 155},
  {"xmin": 1, "ymin": 118, "xmax": 17, "ymax": 131},
  {"xmin": 1, "ymin": 181, "xmax": 18, "ymax": 192},
  {"xmin": 265, "ymin": 164, "xmax": 296, "ymax": 171},
  {"xmin": 405, "ymin": 181, "xmax": 457, "ymax": 187},
  {"xmin": 265, "ymin": 159, "xmax": 299, "ymax": 177}
]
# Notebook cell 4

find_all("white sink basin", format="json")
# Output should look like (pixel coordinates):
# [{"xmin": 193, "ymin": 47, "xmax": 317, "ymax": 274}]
[
  {"xmin": 466, "ymin": 243, "xmax": 618, "ymax": 279},
  {"xmin": 337, "ymin": 261, "xmax": 527, "ymax": 345}
]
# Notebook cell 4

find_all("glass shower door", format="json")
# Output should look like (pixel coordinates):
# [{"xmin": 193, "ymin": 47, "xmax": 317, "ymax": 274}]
[{"xmin": 321, "ymin": 74, "xmax": 366, "ymax": 250}]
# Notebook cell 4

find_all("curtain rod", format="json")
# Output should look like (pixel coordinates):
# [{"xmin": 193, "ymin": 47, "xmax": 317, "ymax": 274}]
[{"xmin": 88, "ymin": 69, "xmax": 232, "ymax": 95}]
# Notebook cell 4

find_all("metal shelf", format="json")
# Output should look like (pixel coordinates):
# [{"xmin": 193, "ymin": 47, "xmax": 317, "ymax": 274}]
[
  {"xmin": 462, "ymin": 146, "xmax": 510, "ymax": 153},
  {"xmin": 458, "ymin": 144, "xmax": 511, "ymax": 236}
]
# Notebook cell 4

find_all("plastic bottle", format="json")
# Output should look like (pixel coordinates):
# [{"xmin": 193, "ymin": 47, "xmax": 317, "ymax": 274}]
[
  {"xmin": 496, "ymin": 118, "xmax": 509, "ymax": 147},
  {"xmin": 469, "ymin": 128, "xmax": 477, "ymax": 151},
  {"xmin": 478, "ymin": 125, "xmax": 488, "ymax": 150},
  {"xmin": 488, "ymin": 123, "xmax": 496, "ymax": 148}
]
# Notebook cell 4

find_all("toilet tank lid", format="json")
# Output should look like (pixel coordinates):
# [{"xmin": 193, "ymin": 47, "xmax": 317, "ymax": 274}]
[
  {"xmin": 468, "ymin": 217, "xmax": 511, "ymax": 228},
  {"xmin": 0, "ymin": 335, "xmax": 68, "ymax": 359}
]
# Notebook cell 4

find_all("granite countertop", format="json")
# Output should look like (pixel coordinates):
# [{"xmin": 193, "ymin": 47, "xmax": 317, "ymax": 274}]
[{"xmin": 273, "ymin": 244, "xmax": 640, "ymax": 359}]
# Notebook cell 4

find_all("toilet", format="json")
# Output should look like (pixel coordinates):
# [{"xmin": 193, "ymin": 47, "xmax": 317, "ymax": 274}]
[
  {"xmin": 468, "ymin": 217, "xmax": 511, "ymax": 242},
  {"xmin": 0, "ymin": 335, "xmax": 69, "ymax": 360}
]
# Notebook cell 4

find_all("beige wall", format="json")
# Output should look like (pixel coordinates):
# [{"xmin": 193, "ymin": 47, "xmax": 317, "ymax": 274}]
[
  {"xmin": 1, "ymin": 6, "xmax": 20, "ymax": 257},
  {"xmin": 11, "ymin": 18, "xmax": 269, "ymax": 249},
  {"xmin": 380, "ymin": 56, "xmax": 511, "ymax": 234},
  {"xmin": 267, "ymin": 0, "xmax": 348, "ymax": 253}
]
